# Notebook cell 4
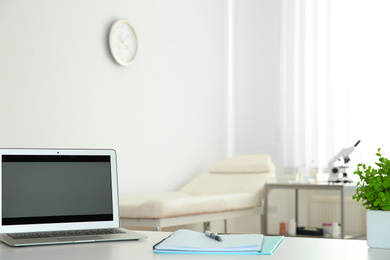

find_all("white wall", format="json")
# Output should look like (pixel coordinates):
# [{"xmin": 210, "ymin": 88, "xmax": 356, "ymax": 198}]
[
  {"xmin": 0, "ymin": 0, "xmax": 230, "ymax": 195},
  {"xmin": 234, "ymin": 0, "xmax": 282, "ymax": 173},
  {"xmin": 226, "ymin": 0, "xmax": 281, "ymax": 233},
  {"xmin": 0, "ymin": 0, "xmax": 282, "ymax": 232}
]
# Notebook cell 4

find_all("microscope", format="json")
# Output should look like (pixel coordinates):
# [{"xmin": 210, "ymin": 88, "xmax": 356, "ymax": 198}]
[{"xmin": 328, "ymin": 140, "xmax": 360, "ymax": 183}]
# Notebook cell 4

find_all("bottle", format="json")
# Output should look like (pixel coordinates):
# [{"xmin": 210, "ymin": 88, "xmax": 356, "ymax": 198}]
[
  {"xmin": 322, "ymin": 222, "xmax": 332, "ymax": 237},
  {"xmin": 280, "ymin": 222, "xmax": 286, "ymax": 235},
  {"xmin": 288, "ymin": 219, "xmax": 296, "ymax": 235},
  {"xmin": 332, "ymin": 222, "xmax": 341, "ymax": 238}
]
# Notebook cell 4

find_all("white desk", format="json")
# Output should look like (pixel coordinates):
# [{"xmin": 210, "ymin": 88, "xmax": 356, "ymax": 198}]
[{"xmin": 0, "ymin": 231, "xmax": 388, "ymax": 260}]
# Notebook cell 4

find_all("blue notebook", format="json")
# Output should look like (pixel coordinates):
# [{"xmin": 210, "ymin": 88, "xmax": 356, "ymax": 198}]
[{"xmin": 153, "ymin": 229, "xmax": 283, "ymax": 255}]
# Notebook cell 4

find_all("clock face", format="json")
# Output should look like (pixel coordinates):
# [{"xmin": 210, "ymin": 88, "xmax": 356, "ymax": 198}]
[{"xmin": 109, "ymin": 20, "xmax": 138, "ymax": 66}]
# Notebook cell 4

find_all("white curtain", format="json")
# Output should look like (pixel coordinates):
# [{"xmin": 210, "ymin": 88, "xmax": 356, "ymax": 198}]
[
  {"xmin": 280, "ymin": 0, "xmax": 334, "ymax": 173},
  {"xmin": 330, "ymin": 0, "xmax": 390, "ymax": 166},
  {"xmin": 281, "ymin": 0, "xmax": 390, "ymax": 173}
]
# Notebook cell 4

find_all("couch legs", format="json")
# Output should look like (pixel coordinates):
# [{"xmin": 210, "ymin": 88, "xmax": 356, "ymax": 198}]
[
  {"xmin": 153, "ymin": 227, "xmax": 161, "ymax": 231},
  {"xmin": 203, "ymin": 222, "xmax": 210, "ymax": 232}
]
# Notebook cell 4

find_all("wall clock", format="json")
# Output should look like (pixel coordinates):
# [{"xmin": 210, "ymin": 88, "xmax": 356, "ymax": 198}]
[{"xmin": 108, "ymin": 20, "xmax": 138, "ymax": 66}]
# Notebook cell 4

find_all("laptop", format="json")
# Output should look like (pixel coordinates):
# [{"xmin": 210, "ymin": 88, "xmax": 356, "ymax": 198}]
[{"xmin": 0, "ymin": 148, "xmax": 147, "ymax": 246}]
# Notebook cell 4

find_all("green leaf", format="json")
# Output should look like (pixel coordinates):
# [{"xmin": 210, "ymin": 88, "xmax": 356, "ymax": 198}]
[
  {"xmin": 380, "ymin": 201, "xmax": 390, "ymax": 206},
  {"xmin": 351, "ymin": 149, "xmax": 390, "ymax": 208}
]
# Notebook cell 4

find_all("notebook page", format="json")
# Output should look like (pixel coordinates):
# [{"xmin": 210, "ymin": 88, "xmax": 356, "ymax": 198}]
[{"xmin": 154, "ymin": 229, "xmax": 263, "ymax": 252}]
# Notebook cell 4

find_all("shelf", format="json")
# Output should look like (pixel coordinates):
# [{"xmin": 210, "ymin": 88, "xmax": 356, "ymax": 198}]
[
  {"xmin": 266, "ymin": 233, "xmax": 365, "ymax": 240},
  {"xmin": 263, "ymin": 182, "xmax": 361, "ymax": 239}
]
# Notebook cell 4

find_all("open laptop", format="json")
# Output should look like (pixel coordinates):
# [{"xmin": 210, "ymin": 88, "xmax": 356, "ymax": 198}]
[{"xmin": 0, "ymin": 148, "xmax": 146, "ymax": 246}]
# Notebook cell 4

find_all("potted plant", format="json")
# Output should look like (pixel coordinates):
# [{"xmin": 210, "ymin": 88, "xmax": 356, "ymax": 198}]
[{"xmin": 353, "ymin": 148, "xmax": 390, "ymax": 249}]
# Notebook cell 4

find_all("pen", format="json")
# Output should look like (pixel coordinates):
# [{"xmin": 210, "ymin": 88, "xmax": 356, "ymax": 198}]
[{"xmin": 205, "ymin": 230, "xmax": 223, "ymax": 242}]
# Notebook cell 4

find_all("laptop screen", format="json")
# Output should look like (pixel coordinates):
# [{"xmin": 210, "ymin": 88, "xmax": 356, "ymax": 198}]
[{"xmin": 0, "ymin": 149, "xmax": 120, "ymax": 233}]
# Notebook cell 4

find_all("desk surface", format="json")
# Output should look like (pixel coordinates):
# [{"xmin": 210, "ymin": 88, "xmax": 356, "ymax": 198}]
[{"xmin": 0, "ymin": 231, "xmax": 388, "ymax": 260}]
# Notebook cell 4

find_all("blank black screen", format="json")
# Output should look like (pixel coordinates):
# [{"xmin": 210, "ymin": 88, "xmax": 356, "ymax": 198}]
[{"xmin": 2, "ymin": 155, "xmax": 113, "ymax": 225}]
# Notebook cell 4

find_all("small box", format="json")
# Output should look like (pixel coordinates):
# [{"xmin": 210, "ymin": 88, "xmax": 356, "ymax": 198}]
[{"xmin": 296, "ymin": 227, "xmax": 323, "ymax": 236}]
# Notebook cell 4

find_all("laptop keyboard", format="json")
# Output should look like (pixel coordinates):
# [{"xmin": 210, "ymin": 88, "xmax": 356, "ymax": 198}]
[{"xmin": 8, "ymin": 228, "xmax": 126, "ymax": 240}]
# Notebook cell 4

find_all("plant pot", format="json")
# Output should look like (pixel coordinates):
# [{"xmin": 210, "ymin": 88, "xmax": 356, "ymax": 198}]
[{"xmin": 366, "ymin": 210, "xmax": 390, "ymax": 249}]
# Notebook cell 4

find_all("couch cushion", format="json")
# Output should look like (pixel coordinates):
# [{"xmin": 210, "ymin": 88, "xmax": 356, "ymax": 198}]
[
  {"xmin": 120, "ymin": 192, "xmax": 257, "ymax": 219},
  {"xmin": 179, "ymin": 172, "xmax": 275, "ymax": 205},
  {"xmin": 209, "ymin": 154, "xmax": 273, "ymax": 173}
]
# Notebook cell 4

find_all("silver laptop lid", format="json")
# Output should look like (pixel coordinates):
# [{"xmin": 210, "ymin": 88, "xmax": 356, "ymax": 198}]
[{"xmin": 0, "ymin": 148, "xmax": 120, "ymax": 234}]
